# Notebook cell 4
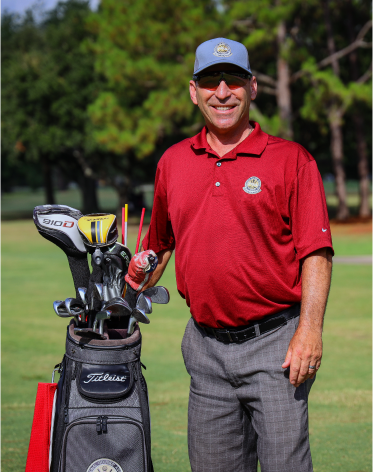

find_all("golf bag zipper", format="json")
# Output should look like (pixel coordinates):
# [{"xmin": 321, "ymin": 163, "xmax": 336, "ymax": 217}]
[{"xmin": 95, "ymin": 416, "xmax": 108, "ymax": 434}]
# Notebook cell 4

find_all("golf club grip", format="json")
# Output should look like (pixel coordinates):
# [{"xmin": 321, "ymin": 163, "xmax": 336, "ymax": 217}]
[{"xmin": 66, "ymin": 255, "xmax": 91, "ymax": 300}]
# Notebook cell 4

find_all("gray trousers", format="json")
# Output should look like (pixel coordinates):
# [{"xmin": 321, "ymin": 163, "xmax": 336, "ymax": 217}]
[{"xmin": 181, "ymin": 311, "xmax": 314, "ymax": 472}]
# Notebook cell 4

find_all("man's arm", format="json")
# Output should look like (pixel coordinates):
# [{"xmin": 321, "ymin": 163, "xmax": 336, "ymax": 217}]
[
  {"xmin": 141, "ymin": 248, "xmax": 173, "ymax": 290},
  {"xmin": 282, "ymin": 247, "xmax": 333, "ymax": 387}
]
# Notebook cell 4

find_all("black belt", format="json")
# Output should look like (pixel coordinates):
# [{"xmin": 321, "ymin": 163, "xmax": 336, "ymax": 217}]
[{"xmin": 198, "ymin": 304, "xmax": 300, "ymax": 344}]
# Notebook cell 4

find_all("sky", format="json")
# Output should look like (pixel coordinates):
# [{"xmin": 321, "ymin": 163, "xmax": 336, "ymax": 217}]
[{"xmin": 1, "ymin": 0, "xmax": 99, "ymax": 15}]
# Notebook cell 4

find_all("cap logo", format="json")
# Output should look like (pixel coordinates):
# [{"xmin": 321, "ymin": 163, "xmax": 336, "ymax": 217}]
[
  {"xmin": 243, "ymin": 177, "xmax": 261, "ymax": 194},
  {"xmin": 213, "ymin": 42, "xmax": 232, "ymax": 57}
]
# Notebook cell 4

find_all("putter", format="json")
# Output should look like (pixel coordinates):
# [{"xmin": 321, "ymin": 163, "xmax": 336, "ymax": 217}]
[
  {"xmin": 92, "ymin": 310, "xmax": 112, "ymax": 335},
  {"xmin": 136, "ymin": 293, "xmax": 152, "ymax": 314},
  {"xmin": 142, "ymin": 286, "xmax": 170, "ymax": 304}
]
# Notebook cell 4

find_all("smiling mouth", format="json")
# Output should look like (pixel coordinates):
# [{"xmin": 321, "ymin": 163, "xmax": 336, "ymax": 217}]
[{"xmin": 212, "ymin": 106, "xmax": 236, "ymax": 111}]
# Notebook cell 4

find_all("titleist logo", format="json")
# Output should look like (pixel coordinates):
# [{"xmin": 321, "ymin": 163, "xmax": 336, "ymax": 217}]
[{"xmin": 83, "ymin": 373, "xmax": 128, "ymax": 384}]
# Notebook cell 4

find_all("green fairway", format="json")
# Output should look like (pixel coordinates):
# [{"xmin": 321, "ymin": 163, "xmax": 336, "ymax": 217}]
[{"xmin": 1, "ymin": 220, "xmax": 372, "ymax": 471}]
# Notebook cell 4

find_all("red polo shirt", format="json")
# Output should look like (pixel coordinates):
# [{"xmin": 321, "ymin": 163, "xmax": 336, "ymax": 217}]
[{"xmin": 142, "ymin": 122, "xmax": 333, "ymax": 328}]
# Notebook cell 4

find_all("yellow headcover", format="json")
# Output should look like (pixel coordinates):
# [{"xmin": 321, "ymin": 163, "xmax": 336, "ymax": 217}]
[{"xmin": 78, "ymin": 213, "xmax": 118, "ymax": 248}]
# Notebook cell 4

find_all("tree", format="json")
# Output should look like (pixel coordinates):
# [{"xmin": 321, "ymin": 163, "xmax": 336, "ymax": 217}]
[
  {"xmin": 2, "ymin": 1, "xmax": 103, "ymax": 212},
  {"xmin": 85, "ymin": 0, "xmax": 221, "ymax": 209}
]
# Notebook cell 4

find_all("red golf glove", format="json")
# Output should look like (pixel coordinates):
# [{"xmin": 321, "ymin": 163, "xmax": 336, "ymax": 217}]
[{"xmin": 125, "ymin": 250, "xmax": 158, "ymax": 292}]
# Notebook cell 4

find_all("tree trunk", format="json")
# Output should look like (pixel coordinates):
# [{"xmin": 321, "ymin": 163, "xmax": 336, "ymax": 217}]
[
  {"xmin": 276, "ymin": 20, "xmax": 293, "ymax": 140},
  {"xmin": 81, "ymin": 175, "xmax": 100, "ymax": 214},
  {"xmin": 323, "ymin": 0, "xmax": 349, "ymax": 220},
  {"xmin": 353, "ymin": 113, "xmax": 371, "ymax": 217},
  {"xmin": 329, "ymin": 107, "xmax": 349, "ymax": 220},
  {"xmin": 345, "ymin": 1, "xmax": 371, "ymax": 218},
  {"xmin": 41, "ymin": 154, "xmax": 55, "ymax": 204}
]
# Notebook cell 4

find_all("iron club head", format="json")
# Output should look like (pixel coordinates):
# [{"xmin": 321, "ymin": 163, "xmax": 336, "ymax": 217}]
[
  {"xmin": 142, "ymin": 286, "xmax": 170, "ymax": 304},
  {"xmin": 102, "ymin": 297, "xmax": 132, "ymax": 317},
  {"xmin": 136, "ymin": 293, "xmax": 152, "ymax": 314}
]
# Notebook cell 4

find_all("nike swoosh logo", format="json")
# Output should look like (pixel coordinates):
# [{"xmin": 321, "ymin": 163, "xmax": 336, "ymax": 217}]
[{"xmin": 322, "ymin": 228, "xmax": 327, "ymax": 232}]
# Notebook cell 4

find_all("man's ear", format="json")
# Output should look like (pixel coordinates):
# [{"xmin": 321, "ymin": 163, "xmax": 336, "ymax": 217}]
[
  {"xmin": 250, "ymin": 76, "xmax": 258, "ymax": 101},
  {"xmin": 189, "ymin": 80, "xmax": 198, "ymax": 105}
]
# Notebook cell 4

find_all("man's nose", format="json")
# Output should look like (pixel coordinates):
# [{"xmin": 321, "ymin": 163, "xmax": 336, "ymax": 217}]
[{"xmin": 215, "ymin": 80, "xmax": 232, "ymax": 99}]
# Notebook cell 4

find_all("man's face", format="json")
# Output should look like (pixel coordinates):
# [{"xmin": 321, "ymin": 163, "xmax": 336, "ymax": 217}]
[{"xmin": 189, "ymin": 64, "xmax": 257, "ymax": 134}]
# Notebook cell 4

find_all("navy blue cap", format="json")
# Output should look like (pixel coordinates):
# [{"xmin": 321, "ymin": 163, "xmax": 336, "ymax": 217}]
[{"xmin": 194, "ymin": 38, "xmax": 252, "ymax": 75}]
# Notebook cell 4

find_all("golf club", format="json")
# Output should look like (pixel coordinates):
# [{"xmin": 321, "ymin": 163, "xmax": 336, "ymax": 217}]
[
  {"xmin": 136, "ymin": 293, "xmax": 152, "ymax": 314},
  {"xmin": 127, "ymin": 307, "xmax": 150, "ymax": 336},
  {"xmin": 54, "ymin": 300, "xmax": 78, "ymax": 324},
  {"xmin": 92, "ymin": 310, "xmax": 112, "ymax": 335},
  {"xmin": 33, "ymin": 205, "xmax": 91, "ymax": 299},
  {"xmin": 102, "ymin": 297, "xmax": 132, "ymax": 317},
  {"xmin": 142, "ymin": 286, "xmax": 170, "ymax": 304}
]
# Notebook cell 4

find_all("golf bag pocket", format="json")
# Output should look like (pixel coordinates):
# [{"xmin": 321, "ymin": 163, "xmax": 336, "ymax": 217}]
[
  {"xmin": 60, "ymin": 416, "xmax": 147, "ymax": 472},
  {"xmin": 77, "ymin": 363, "xmax": 133, "ymax": 403}
]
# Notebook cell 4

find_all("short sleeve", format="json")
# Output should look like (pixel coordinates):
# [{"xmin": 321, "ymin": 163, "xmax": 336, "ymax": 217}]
[
  {"xmin": 289, "ymin": 160, "xmax": 334, "ymax": 259},
  {"xmin": 142, "ymin": 165, "xmax": 175, "ymax": 253}
]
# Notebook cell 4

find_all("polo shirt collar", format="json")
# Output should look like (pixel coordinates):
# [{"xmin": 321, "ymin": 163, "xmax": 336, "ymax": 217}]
[{"xmin": 190, "ymin": 121, "xmax": 268, "ymax": 159}]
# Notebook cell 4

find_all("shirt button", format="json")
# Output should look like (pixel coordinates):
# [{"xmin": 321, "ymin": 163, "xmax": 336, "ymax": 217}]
[
  {"xmin": 215, "ymin": 182, "xmax": 220, "ymax": 187},
  {"xmin": 217, "ymin": 162, "xmax": 221, "ymax": 167}
]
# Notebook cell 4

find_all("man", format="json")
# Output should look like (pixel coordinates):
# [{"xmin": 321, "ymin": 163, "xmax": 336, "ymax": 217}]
[{"xmin": 126, "ymin": 38, "xmax": 333, "ymax": 471}]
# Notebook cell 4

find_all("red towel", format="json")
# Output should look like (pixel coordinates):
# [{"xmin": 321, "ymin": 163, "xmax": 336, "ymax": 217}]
[{"xmin": 26, "ymin": 383, "xmax": 57, "ymax": 472}]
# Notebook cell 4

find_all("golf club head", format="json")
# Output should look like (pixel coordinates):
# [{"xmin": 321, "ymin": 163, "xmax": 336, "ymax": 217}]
[
  {"xmin": 78, "ymin": 287, "xmax": 88, "ymax": 305},
  {"xmin": 74, "ymin": 328, "xmax": 106, "ymax": 340},
  {"xmin": 93, "ymin": 283, "xmax": 104, "ymax": 301},
  {"xmin": 92, "ymin": 310, "xmax": 112, "ymax": 335},
  {"xmin": 142, "ymin": 286, "xmax": 170, "ymax": 304},
  {"xmin": 53, "ymin": 300, "xmax": 69, "ymax": 317},
  {"xmin": 65, "ymin": 298, "xmax": 85, "ymax": 316},
  {"xmin": 136, "ymin": 293, "xmax": 152, "ymax": 314},
  {"xmin": 102, "ymin": 297, "xmax": 132, "ymax": 317},
  {"xmin": 132, "ymin": 307, "xmax": 150, "ymax": 325},
  {"xmin": 77, "ymin": 214, "xmax": 118, "ymax": 251},
  {"xmin": 33, "ymin": 205, "xmax": 87, "ymax": 257}
]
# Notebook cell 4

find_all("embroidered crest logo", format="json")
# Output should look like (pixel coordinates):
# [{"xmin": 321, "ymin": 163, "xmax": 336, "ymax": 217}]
[
  {"xmin": 86, "ymin": 458, "xmax": 123, "ymax": 472},
  {"xmin": 243, "ymin": 177, "xmax": 262, "ymax": 194},
  {"xmin": 213, "ymin": 42, "xmax": 232, "ymax": 57}
]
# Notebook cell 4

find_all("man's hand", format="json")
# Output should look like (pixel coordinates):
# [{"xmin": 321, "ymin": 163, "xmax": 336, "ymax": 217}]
[
  {"xmin": 125, "ymin": 250, "xmax": 158, "ymax": 292},
  {"xmin": 282, "ymin": 247, "xmax": 332, "ymax": 388},
  {"xmin": 282, "ymin": 325, "xmax": 322, "ymax": 387}
]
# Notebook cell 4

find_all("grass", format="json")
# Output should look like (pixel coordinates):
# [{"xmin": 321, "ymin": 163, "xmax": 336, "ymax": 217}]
[{"xmin": 1, "ymin": 220, "xmax": 372, "ymax": 471}]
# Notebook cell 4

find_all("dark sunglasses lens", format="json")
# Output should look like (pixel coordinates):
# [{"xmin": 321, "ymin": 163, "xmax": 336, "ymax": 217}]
[
  {"xmin": 225, "ymin": 74, "xmax": 247, "ymax": 89},
  {"xmin": 197, "ymin": 73, "xmax": 248, "ymax": 90},
  {"xmin": 197, "ymin": 76, "xmax": 220, "ymax": 90}
]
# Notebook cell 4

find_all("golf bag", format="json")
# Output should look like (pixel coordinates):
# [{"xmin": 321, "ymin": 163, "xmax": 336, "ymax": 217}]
[{"xmin": 50, "ymin": 322, "xmax": 153, "ymax": 472}]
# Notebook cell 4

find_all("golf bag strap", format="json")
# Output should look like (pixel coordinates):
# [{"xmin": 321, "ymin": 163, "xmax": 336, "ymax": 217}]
[
  {"xmin": 66, "ymin": 337, "xmax": 141, "ymax": 365},
  {"xmin": 66, "ymin": 255, "xmax": 91, "ymax": 300}
]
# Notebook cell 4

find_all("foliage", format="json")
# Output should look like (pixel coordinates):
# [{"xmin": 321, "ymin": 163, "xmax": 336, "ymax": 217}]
[{"xmin": 86, "ymin": 0, "xmax": 221, "ymax": 158}]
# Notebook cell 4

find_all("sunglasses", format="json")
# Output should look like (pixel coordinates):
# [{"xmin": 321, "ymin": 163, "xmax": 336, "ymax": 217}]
[{"xmin": 192, "ymin": 71, "xmax": 252, "ymax": 91}]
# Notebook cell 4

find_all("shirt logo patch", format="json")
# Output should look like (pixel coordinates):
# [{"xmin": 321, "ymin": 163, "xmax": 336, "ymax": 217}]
[
  {"xmin": 213, "ymin": 42, "xmax": 232, "ymax": 57},
  {"xmin": 243, "ymin": 176, "xmax": 262, "ymax": 194}
]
